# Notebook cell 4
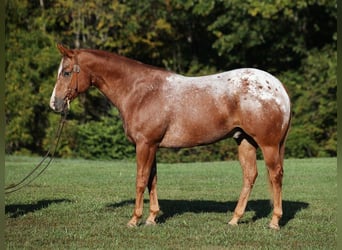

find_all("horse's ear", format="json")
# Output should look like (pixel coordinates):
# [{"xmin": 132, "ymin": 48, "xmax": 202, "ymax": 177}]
[{"xmin": 57, "ymin": 44, "xmax": 74, "ymax": 57}]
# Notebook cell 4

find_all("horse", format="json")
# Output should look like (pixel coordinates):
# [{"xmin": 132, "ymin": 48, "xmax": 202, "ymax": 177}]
[{"xmin": 50, "ymin": 44, "xmax": 291, "ymax": 230}]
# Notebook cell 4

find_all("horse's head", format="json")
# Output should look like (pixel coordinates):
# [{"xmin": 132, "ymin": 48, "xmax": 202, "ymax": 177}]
[{"xmin": 50, "ymin": 44, "xmax": 90, "ymax": 112}]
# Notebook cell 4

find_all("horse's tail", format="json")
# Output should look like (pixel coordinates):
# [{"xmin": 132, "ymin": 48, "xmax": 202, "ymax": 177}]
[
  {"xmin": 267, "ymin": 111, "xmax": 292, "ymax": 204},
  {"xmin": 280, "ymin": 112, "xmax": 292, "ymax": 158}
]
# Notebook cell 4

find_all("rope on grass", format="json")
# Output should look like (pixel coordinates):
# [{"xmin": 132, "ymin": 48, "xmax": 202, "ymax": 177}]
[{"xmin": 5, "ymin": 111, "xmax": 68, "ymax": 194}]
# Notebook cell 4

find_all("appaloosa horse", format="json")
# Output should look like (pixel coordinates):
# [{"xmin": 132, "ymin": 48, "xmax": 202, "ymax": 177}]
[{"xmin": 50, "ymin": 44, "xmax": 291, "ymax": 229}]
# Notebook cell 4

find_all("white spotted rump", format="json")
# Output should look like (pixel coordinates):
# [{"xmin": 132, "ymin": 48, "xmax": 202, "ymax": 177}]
[
  {"xmin": 165, "ymin": 68, "xmax": 290, "ymax": 126},
  {"xmin": 161, "ymin": 68, "xmax": 291, "ymax": 147}
]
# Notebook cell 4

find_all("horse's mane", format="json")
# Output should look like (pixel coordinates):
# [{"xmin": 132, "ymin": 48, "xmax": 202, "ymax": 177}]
[{"xmin": 79, "ymin": 48, "xmax": 168, "ymax": 72}]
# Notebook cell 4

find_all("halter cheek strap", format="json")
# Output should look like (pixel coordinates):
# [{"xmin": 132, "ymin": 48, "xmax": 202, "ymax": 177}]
[{"xmin": 65, "ymin": 54, "xmax": 80, "ymax": 102}]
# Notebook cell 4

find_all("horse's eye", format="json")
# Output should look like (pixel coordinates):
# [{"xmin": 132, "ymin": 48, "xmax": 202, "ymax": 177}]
[{"xmin": 63, "ymin": 71, "xmax": 72, "ymax": 77}]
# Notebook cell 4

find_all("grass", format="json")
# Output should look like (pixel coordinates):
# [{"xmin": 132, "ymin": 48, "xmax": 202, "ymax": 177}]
[{"xmin": 5, "ymin": 156, "xmax": 336, "ymax": 249}]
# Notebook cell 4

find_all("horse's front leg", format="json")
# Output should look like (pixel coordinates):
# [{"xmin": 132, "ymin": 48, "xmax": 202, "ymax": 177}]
[
  {"xmin": 127, "ymin": 142, "xmax": 158, "ymax": 227},
  {"xmin": 146, "ymin": 157, "xmax": 160, "ymax": 225}
]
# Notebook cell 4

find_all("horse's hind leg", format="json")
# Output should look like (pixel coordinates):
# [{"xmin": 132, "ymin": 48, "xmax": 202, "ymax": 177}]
[
  {"xmin": 229, "ymin": 138, "xmax": 258, "ymax": 226},
  {"xmin": 261, "ymin": 145, "xmax": 284, "ymax": 230}
]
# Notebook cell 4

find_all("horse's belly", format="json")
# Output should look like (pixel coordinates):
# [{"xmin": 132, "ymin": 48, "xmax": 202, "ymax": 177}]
[
  {"xmin": 160, "ymin": 128, "xmax": 228, "ymax": 148},
  {"xmin": 159, "ymin": 105, "xmax": 234, "ymax": 148}
]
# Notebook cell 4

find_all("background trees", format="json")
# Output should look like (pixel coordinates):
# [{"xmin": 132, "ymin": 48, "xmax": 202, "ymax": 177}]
[{"xmin": 5, "ymin": 0, "xmax": 336, "ymax": 161}]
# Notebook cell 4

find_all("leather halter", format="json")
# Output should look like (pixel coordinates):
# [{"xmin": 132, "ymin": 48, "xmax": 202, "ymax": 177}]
[{"xmin": 65, "ymin": 53, "xmax": 81, "ymax": 106}]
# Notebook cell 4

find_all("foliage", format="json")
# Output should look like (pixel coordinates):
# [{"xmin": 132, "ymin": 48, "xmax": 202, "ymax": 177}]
[
  {"xmin": 208, "ymin": 0, "xmax": 336, "ymax": 71},
  {"xmin": 5, "ymin": 1, "xmax": 60, "ymax": 154},
  {"xmin": 282, "ymin": 44, "xmax": 337, "ymax": 157},
  {"xmin": 5, "ymin": 0, "xmax": 336, "ymax": 161},
  {"xmin": 74, "ymin": 109, "xmax": 135, "ymax": 160}
]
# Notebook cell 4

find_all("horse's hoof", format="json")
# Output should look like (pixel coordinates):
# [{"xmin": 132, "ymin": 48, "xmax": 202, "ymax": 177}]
[
  {"xmin": 127, "ymin": 221, "xmax": 138, "ymax": 228},
  {"xmin": 145, "ymin": 220, "xmax": 157, "ymax": 226},
  {"xmin": 269, "ymin": 223, "xmax": 280, "ymax": 230},
  {"xmin": 228, "ymin": 221, "xmax": 238, "ymax": 227}
]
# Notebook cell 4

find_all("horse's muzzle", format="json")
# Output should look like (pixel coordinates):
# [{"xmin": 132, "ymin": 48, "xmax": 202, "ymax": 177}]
[{"xmin": 50, "ymin": 96, "xmax": 67, "ymax": 113}]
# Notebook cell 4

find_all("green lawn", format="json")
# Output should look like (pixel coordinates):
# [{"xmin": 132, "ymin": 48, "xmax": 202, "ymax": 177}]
[{"xmin": 5, "ymin": 156, "xmax": 336, "ymax": 249}]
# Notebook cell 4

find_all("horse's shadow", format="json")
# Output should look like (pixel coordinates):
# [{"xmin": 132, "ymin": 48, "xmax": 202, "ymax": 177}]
[
  {"xmin": 6, "ymin": 198, "xmax": 309, "ymax": 227},
  {"xmin": 5, "ymin": 199, "xmax": 72, "ymax": 218},
  {"xmin": 107, "ymin": 199, "xmax": 309, "ymax": 227}
]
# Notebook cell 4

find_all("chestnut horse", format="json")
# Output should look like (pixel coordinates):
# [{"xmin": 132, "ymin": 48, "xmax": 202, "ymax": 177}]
[{"xmin": 50, "ymin": 44, "xmax": 291, "ymax": 229}]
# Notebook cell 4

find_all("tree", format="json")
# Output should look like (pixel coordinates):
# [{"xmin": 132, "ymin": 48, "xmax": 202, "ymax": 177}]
[
  {"xmin": 5, "ymin": 0, "xmax": 60, "ymax": 154},
  {"xmin": 284, "ymin": 45, "xmax": 336, "ymax": 157},
  {"xmin": 5, "ymin": 0, "xmax": 336, "ymax": 160}
]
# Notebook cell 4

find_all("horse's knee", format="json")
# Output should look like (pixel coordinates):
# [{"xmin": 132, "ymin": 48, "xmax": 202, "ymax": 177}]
[{"xmin": 136, "ymin": 179, "xmax": 148, "ymax": 193}]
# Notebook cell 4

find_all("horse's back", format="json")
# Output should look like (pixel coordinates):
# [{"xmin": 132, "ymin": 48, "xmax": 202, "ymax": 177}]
[{"xmin": 164, "ymin": 68, "xmax": 290, "ymax": 123}]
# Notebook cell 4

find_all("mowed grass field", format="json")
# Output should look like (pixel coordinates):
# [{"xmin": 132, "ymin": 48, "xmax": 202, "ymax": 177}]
[{"xmin": 5, "ymin": 156, "xmax": 336, "ymax": 249}]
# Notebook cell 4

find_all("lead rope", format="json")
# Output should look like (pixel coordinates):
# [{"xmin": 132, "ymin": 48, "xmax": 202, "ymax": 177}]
[{"xmin": 5, "ymin": 109, "xmax": 68, "ymax": 194}]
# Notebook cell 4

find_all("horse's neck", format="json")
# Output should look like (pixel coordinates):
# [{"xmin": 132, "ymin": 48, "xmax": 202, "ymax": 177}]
[{"xmin": 85, "ymin": 51, "xmax": 165, "ymax": 112}]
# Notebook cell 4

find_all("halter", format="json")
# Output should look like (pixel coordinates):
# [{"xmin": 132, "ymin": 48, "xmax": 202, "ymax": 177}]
[{"xmin": 65, "ymin": 53, "xmax": 81, "ymax": 109}]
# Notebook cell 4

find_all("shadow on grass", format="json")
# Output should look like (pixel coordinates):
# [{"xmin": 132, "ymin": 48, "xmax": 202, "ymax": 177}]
[
  {"xmin": 5, "ymin": 199, "xmax": 72, "ymax": 218},
  {"xmin": 106, "ymin": 199, "xmax": 308, "ymax": 227}
]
